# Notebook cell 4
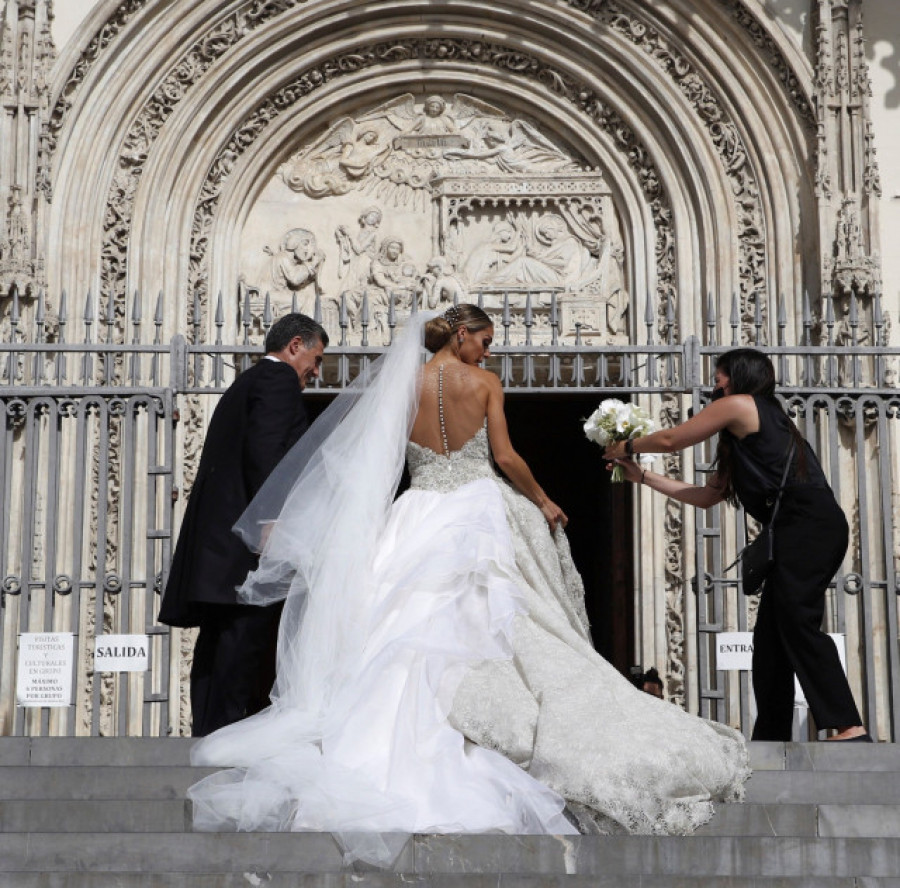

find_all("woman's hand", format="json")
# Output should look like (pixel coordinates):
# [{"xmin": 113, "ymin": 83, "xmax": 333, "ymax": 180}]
[
  {"xmin": 603, "ymin": 440, "xmax": 628, "ymax": 461},
  {"xmin": 539, "ymin": 498, "xmax": 568, "ymax": 532},
  {"xmin": 606, "ymin": 457, "xmax": 643, "ymax": 484}
]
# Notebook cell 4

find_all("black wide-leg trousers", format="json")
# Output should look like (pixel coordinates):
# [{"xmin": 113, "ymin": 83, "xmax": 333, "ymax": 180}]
[
  {"xmin": 189, "ymin": 601, "xmax": 284, "ymax": 737},
  {"xmin": 750, "ymin": 487, "xmax": 863, "ymax": 741}
]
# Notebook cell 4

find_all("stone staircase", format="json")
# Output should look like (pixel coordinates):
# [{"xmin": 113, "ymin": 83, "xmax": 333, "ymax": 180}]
[{"xmin": 1, "ymin": 738, "xmax": 899, "ymax": 886}]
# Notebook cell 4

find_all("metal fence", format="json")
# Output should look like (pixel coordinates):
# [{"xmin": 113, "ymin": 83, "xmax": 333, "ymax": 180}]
[{"xmin": 0, "ymin": 286, "xmax": 897, "ymax": 738}]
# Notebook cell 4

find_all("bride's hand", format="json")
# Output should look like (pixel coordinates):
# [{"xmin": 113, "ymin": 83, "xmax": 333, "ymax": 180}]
[{"xmin": 540, "ymin": 498, "xmax": 568, "ymax": 532}]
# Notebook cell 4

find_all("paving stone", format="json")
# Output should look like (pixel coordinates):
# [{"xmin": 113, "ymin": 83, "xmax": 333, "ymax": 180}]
[
  {"xmin": 0, "ymin": 798, "xmax": 190, "ymax": 832},
  {"xmin": 0, "ymin": 765, "xmax": 215, "ymax": 799},
  {"xmin": 0, "ymin": 738, "xmax": 31, "ymax": 766},
  {"xmin": 28, "ymin": 737, "xmax": 195, "ymax": 767},
  {"xmin": 747, "ymin": 742, "xmax": 786, "ymax": 771},
  {"xmin": 783, "ymin": 742, "xmax": 900, "ymax": 772},
  {"xmin": 743, "ymin": 770, "xmax": 900, "ymax": 804},
  {"xmin": 694, "ymin": 803, "xmax": 817, "ymax": 837},
  {"xmin": 817, "ymin": 804, "xmax": 900, "ymax": 839}
]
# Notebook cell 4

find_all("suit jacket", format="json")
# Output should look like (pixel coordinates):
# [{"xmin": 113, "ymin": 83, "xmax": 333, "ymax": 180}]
[{"xmin": 158, "ymin": 359, "xmax": 309, "ymax": 627}]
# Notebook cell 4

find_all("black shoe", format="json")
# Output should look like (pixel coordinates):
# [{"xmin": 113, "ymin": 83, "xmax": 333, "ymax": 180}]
[{"xmin": 832, "ymin": 732, "xmax": 873, "ymax": 742}]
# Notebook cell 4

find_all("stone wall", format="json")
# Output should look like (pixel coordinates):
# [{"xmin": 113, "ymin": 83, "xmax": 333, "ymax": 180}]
[{"xmin": 0, "ymin": 0, "xmax": 896, "ymax": 736}]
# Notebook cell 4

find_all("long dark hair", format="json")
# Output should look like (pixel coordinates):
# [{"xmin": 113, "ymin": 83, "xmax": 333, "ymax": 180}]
[{"xmin": 711, "ymin": 348, "xmax": 806, "ymax": 504}]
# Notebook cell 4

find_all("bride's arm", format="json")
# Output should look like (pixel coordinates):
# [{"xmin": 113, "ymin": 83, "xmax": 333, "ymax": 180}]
[{"xmin": 484, "ymin": 373, "xmax": 568, "ymax": 531}]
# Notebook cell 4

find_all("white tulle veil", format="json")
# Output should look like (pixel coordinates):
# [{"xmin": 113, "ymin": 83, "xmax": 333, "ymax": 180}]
[
  {"xmin": 232, "ymin": 309, "xmax": 432, "ymax": 712},
  {"xmin": 190, "ymin": 309, "xmax": 579, "ymax": 863}
]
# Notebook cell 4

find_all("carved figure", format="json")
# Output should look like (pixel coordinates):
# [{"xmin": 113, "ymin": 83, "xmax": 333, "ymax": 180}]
[
  {"xmin": 368, "ymin": 236, "xmax": 417, "ymax": 342},
  {"xmin": 278, "ymin": 93, "xmax": 578, "ymax": 208},
  {"xmin": 265, "ymin": 228, "xmax": 324, "ymax": 314},
  {"xmin": 532, "ymin": 213, "xmax": 596, "ymax": 286},
  {"xmin": 281, "ymin": 119, "xmax": 391, "ymax": 198},
  {"xmin": 418, "ymin": 257, "xmax": 467, "ymax": 309},
  {"xmin": 335, "ymin": 207, "xmax": 382, "ymax": 294},
  {"xmin": 409, "ymin": 96, "xmax": 458, "ymax": 135},
  {"xmin": 462, "ymin": 219, "xmax": 523, "ymax": 286},
  {"xmin": 446, "ymin": 119, "xmax": 579, "ymax": 174}
]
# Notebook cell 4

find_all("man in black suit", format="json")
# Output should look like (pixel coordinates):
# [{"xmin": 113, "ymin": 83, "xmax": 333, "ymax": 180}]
[{"xmin": 159, "ymin": 313, "xmax": 328, "ymax": 736}]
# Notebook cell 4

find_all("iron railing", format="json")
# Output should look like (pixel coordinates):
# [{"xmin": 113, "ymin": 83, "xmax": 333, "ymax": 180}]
[{"xmin": 0, "ymin": 284, "xmax": 897, "ymax": 738}]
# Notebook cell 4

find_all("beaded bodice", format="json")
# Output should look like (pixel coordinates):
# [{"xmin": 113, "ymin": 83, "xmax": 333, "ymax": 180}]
[{"xmin": 407, "ymin": 426, "xmax": 497, "ymax": 493}]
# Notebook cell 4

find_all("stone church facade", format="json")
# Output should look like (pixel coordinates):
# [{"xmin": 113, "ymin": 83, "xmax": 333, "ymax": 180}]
[{"xmin": 0, "ymin": 0, "xmax": 898, "ymax": 739}]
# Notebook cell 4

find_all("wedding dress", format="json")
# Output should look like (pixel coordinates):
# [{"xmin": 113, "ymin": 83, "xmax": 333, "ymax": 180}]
[{"xmin": 187, "ymin": 312, "xmax": 749, "ymax": 863}]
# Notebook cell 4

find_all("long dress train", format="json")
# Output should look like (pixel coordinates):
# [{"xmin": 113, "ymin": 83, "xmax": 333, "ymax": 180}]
[{"xmin": 186, "ymin": 314, "xmax": 749, "ymax": 863}]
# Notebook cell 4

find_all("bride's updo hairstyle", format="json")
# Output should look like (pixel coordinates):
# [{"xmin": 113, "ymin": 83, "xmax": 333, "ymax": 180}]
[{"xmin": 424, "ymin": 304, "xmax": 492, "ymax": 353}]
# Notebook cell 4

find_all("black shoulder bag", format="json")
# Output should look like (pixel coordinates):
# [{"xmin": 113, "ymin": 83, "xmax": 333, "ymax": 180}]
[{"xmin": 727, "ymin": 439, "xmax": 796, "ymax": 596}]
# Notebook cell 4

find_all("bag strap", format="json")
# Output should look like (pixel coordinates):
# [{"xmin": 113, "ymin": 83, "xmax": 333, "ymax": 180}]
[
  {"xmin": 768, "ymin": 438, "xmax": 796, "ymax": 525},
  {"xmin": 723, "ymin": 438, "xmax": 796, "ymax": 574}
]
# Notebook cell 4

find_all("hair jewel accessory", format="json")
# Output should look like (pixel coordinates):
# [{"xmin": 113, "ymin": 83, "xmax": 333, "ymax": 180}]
[{"xmin": 444, "ymin": 305, "xmax": 461, "ymax": 326}]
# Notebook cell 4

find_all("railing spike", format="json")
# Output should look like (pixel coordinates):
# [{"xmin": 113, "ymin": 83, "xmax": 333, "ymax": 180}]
[
  {"xmin": 83, "ymin": 289, "xmax": 94, "ymax": 324},
  {"xmin": 59, "ymin": 289, "xmax": 68, "ymax": 325},
  {"xmin": 263, "ymin": 292, "xmax": 272, "ymax": 327},
  {"xmin": 291, "ymin": 291, "xmax": 298, "ymax": 314},
  {"xmin": 35, "ymin": 288, "xmax": 46, "ymax": 326},
  {"xmin": 154, "ymin": 291, "xmax": 164, "ymax": 326},
  {"xmin": 131, "ymin": 290, "xmax": 142, "ymax": 324},
  {"xmin": 215, "ymin": 290, "xmax": 224, "ymax": 326}
]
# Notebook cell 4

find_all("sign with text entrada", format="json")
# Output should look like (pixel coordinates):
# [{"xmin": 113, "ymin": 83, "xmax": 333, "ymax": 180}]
[
  {"xmin": 16, "ymin": 633, "xmax": 75, "ymax": 707},
  {"xmin": 716, "ymin": 631, "xmax": 846, "ymax": 706}
]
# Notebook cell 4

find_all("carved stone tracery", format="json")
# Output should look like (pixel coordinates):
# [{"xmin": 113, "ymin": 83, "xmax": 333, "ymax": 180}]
[{"xmin": 42, "ymin": 1, "xmax": 829, "ymax": 716}]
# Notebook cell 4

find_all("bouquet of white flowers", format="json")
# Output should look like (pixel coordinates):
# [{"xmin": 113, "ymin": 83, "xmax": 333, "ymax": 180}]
[{"xmin": 583, "ymin": 398, "xmax": 656, "ymax": 482}]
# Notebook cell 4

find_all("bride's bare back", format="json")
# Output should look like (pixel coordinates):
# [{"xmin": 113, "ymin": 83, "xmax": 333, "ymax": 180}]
[{"xmin": 410, "ymin": 361, "xmax": 492, "ymax": 454}]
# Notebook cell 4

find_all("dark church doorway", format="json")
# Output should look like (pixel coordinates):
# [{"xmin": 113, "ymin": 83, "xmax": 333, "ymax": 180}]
[{"xmin": 504, "ymin": 394, "xmax": 635, "ymax": 672}]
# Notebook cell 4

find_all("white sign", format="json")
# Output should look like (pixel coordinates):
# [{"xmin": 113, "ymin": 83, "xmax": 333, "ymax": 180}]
[
  {"xmin": 715, "ymin": 632, "xmax": 754, "ymax": 671},
  {"xmin": 717, "ymin": 631, "xmax": 848, "ymax": 708},
  {"xmin": 94, "ymin": 634, "xmax": 149, "ymax": 672},
  {"xmin": 794, "ymin": 634, "xmax": 846, "ymax": 706},
  {"xmin": 16, "ymin": 633, "xmax": 75, "ymax": 707}
]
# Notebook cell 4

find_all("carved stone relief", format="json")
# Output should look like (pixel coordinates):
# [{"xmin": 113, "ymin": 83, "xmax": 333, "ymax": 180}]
[{"xmin": 239, "ymin": 93, "xmax": 632, "ymax": 346}]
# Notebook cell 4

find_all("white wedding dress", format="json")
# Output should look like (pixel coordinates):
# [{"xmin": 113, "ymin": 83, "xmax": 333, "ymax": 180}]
[{"xmin": 188, "ymin": 314, "xmax": 749, "ymax": 864}]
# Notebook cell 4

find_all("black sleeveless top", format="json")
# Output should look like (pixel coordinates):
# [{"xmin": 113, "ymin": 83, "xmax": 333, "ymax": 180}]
[{"xmin": 721, "ymin": 395, "xmax": 828, "ymax": 523}]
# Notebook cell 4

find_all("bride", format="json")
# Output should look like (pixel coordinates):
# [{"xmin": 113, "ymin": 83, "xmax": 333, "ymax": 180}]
[{"xmin": 188, "ymin": 305, "xmax": 750, "ymax": 863}]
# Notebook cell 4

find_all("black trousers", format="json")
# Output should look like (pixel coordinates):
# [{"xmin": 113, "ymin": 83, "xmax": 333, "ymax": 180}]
[
  {"xmin": 189, "ymin": 601, "xmax": 283, "ymax": 737},
  {"xmin": 751, "ymin": 487, "xmax": 863, "ymax": 741}
]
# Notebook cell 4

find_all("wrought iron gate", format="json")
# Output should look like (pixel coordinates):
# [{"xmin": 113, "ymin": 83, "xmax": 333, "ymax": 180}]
[{"xmin": 1, "ymin": 289, "xmax": 898, "ymax": 739}]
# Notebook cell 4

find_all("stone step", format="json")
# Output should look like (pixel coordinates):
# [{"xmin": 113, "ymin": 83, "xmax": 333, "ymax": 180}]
[
  {"xmin": 3, "ymin": 738, "xmax": 898, "ymax": 771},
  {"xmin": 3, "ymin": 876, "xmax": 900, "ymax": 888},
  {"xmin": 5, "ymin": 762, "xmax": 900, "ymax": 805},
  {"xmin": 0, "ymin": 798, "xmax": 191, "ymax": 832},
  {"xmin": 2, "ymin": 798, "xmax": 898, "ymax": 839},
  {"xmin": 0, "ymin": 737, "xmax": 196, "ymax": 767},
  {"xmin": 0, "ymin": 765, "xmax": 216, "ymax": 799},
  {"xmin": 4, "ymin": 877, "xmax": 900, "ymax": 888},
  {"xmin": 751, "ymin": 741, "xmax": 900, "ymax": 772},
  {"xmin": 1, "ymin": 834, "xmax": 899, "ymax": 878},
  {"xmin": 743, "ymin": 770, "xmax": 900, "ymax": 804}
]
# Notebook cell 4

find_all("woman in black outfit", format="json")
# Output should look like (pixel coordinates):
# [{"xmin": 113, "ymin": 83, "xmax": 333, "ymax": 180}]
[{"xmin": 604, "ymin": 348, "xmax": 869, "ymax": 742}]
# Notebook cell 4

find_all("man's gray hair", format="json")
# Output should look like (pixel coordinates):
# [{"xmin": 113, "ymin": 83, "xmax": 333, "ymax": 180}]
[{"xmin": 265, "ymin": 313, "xmax": 329, "ymax": 353}]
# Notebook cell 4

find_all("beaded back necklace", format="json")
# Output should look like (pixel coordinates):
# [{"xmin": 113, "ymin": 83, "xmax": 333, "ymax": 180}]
[{"xmin": 437, "ymin": 363, "xmax": 450, "ymax": 458}]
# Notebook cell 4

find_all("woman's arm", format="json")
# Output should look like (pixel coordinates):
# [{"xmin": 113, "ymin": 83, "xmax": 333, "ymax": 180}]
[
  {"xmin": 604, "ymin": 394, "xmax": 757, "ymax": 460},
  {"xmin": 610, "ymin": 457, "xmax": 726, "ymax": 509},
  {"xmin": 484, "ymin": 373, "xmax": 568, "ymax": 530}
]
